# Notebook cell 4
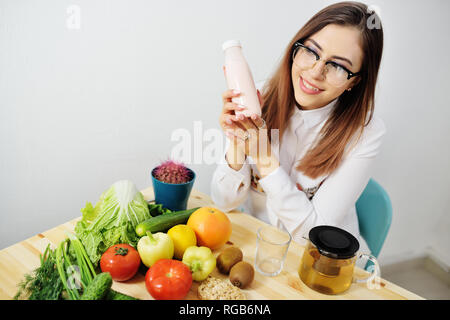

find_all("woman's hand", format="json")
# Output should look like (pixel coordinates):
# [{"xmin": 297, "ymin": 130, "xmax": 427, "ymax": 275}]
[
  {"xmin": 223, "ymin": 78, "xmax": 266, "ymax": 158},
  {"xmin": 219, "ymin": 89, "xmax": 245, "ymax": 137},
  {"xmin": 220, "ymin": 66, "xmax": 279, "ymax": 176},
  {"xmin": 219, "ymin": 88, "xmax": 247, "ymax": 157},
  {"xmin": 230, "ymin": 112, "xmax": 267, "ymax": 159},
  {"xmin": 224, "ymin": 86, "xmax": 280, "ymax": 177}
]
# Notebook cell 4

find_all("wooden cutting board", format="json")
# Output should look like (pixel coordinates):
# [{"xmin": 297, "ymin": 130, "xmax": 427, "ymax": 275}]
[{"xmin": 0, "ymin": 187, "xmax": 423, "ymax": 300}]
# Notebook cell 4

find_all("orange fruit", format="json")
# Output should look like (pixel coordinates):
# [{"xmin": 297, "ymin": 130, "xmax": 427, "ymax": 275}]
[{"xmin": 187, "ymin": 207, "xmax": 232, "ymax": 250}]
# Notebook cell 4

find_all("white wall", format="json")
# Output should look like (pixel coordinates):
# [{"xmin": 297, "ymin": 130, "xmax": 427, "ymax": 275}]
[
  {"xmin": 1, "ymin": 0, "xmax": 449, "ymax": 267},
  {"xmin": 368, "ymin": 0, "xmax": 450, "ymax": 266}
]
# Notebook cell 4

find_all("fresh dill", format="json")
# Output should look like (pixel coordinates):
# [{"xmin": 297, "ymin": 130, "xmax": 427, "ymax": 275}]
[{"xmin": 13, "ymin": 244, "xmax": 64, "ymax": 300}]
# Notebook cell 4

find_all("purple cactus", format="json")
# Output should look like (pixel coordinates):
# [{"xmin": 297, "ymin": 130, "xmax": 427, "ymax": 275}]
[{"xmin": 153, "ymin": 159, "xmax": 192, "ymax": 184}]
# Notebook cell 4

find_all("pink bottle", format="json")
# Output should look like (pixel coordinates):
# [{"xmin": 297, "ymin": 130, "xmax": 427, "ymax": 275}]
[{"xmin": 222, "ymin": 40, "xmax": 261, "ymax": 117}]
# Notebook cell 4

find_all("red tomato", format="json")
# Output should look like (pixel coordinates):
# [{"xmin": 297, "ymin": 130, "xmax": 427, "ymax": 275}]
[
  {"xmin": 145, "ymin": 259, "xmax": 192, "ymax": 300},
  {"xmin": 100, "ymin": 244, "xmax": 141, "ymax": 281}
]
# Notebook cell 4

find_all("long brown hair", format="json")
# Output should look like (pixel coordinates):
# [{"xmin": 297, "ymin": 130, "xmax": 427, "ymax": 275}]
[{"xmin": 261, "ymin": 1, "xmax": 383, "ymax": 179}]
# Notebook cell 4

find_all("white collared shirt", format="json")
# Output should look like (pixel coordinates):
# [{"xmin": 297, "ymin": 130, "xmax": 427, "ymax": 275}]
[{"xmin": 210, "ymin": 98, "xmax": 386, "ymax": 245}]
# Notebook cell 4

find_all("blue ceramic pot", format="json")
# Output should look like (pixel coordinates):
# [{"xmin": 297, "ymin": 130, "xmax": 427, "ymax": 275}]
[{"xmin": 151, "ymin": 167, "xmax": 196, "ymax": 212}]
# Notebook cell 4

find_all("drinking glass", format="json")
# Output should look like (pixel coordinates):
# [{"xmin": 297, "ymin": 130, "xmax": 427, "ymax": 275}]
[{"xmin": 255, "ymin": 225, "xmax": 292, "ymax": 276}]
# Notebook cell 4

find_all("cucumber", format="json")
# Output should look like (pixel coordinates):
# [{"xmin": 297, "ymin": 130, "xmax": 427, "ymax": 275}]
[
  {"xmin": 106, "ymin": 289, "xmax": 139, "ymax": 300},
  {"xmin": 80, "ymin": 272, "xmax": 112, "ymax": 300},
  {"xmin": 135, "ymin": 207, "xmax": 200, "ymax": 237}
]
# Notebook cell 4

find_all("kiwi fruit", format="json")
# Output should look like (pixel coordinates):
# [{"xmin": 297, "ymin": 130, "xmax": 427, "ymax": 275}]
[
  {"xmin": 216, "ymin": 247, "xmax": 243, "ymax": 275},
  {"xmin": 229, "ymin": 261, "xmax": 254, "ymax": 289}
]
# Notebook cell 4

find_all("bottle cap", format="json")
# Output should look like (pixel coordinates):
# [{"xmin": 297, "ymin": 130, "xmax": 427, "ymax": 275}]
[{"xmin": 222, "ymin": 40, "xmax": 242, "ymax": 51}]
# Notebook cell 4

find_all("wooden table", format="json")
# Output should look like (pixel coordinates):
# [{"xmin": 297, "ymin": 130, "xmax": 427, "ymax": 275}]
[{"xmin": 0, "ymin": 187, "xmax": 424, "ymax": 300}]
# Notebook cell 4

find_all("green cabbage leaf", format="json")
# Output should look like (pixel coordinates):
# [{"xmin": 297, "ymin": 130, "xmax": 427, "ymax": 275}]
[{"xmin": 75, "ymin": 180, "xmax": 151, "ymax": 266}]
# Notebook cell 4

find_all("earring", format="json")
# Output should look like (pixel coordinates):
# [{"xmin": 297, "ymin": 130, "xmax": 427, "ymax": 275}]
[{"xmin": 347, "ymin": 87, "xmax": 352, "ymax": 91}]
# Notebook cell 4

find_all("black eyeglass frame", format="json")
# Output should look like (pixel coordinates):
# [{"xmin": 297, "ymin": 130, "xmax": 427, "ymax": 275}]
[{"xmin": 292, "ymin": 41, "xmax": 361, "ymax": 81}]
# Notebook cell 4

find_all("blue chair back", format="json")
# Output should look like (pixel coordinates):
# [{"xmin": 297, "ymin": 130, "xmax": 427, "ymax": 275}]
[{"xmin": 356, "ymin": 179, "xmax": 392, "ymax": 270}]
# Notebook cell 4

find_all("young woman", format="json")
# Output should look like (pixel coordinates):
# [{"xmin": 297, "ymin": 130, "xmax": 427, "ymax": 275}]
[{"xmin": 211, "ymin": 1, "xmax": 385, "ymax": 244}]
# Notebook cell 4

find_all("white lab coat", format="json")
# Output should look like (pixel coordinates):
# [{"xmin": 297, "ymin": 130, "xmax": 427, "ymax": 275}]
[{"xmin": 210, "ymin": 97, "xmax": 386, "ymax": 245}]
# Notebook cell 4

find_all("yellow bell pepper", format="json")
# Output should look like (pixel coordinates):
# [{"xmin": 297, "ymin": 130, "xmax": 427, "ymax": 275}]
[
  {"xmin": 137, "ymin": 231, "xmax": 174, "ymax": 267},
  {"xmin": 182, "ymin": 246, "xmax": 216, "ymax": 281}
]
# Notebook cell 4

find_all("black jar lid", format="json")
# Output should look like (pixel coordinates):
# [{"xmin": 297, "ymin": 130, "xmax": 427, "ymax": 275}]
[{"xmin": 308, "ymin": 225, "xmax": 360, "ymax": 259}]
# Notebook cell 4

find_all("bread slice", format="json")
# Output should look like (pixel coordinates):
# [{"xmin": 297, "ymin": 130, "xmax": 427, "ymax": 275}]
[{"xmin": 197, "ymin": 275, "xmax": 246, "ymax": 300}]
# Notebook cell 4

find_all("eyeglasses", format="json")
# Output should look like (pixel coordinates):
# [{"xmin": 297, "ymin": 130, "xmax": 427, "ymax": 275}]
[{"xmin": 292, "ymin": 41, "xmax": 361, "ymax": 87}]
